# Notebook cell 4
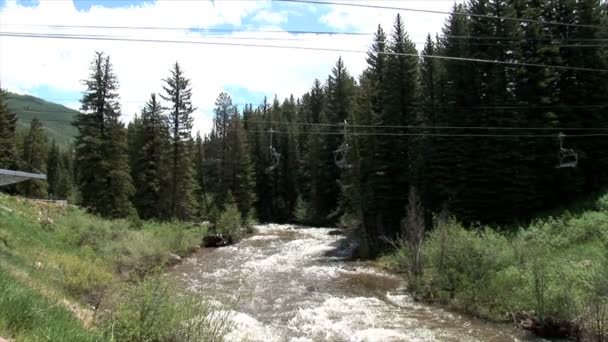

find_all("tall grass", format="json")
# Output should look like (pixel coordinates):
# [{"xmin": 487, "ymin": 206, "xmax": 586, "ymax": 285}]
[
  {"xmin": 0, "ymin": 193, "xmax": 235, "ymax": 341},
  {"xmin": 0, "ymin": 270, "xmax": 104, "ymax": 342}
]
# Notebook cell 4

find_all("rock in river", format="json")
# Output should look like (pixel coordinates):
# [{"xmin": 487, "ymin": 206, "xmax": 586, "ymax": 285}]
[{"xmin": 202, "ymin": 234, "xmax": 234, "ymax": 248}]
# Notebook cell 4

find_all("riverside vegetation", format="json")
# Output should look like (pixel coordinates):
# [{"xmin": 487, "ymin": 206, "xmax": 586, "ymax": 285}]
[
  {"xmin": 0, "ymin": 193, "xmax": 238, "ymax": 341},
  {"xmin": 0, "ymin": 0, "xmax": 606, "ymax": 340},
  {"xmin": 379, "ymin": 189, "xmax": 608, "ymax": 340}
]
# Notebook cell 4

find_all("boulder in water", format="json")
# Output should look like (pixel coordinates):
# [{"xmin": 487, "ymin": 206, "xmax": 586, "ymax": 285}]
[
  {"xmin": 328, "ymin": 229, "xmax": 344, "ymax": 236},
  {"xmin": 202, "ymin": 234, "xmax": 233, "ymax": 248},
  {"xmin": 166, "ymin": 253, "xmax": 182, "ymax": 266}
]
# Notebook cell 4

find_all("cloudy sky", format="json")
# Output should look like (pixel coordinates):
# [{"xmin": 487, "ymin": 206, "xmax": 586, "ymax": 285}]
[{"xmin": 0, "ymin": 0, "xmax": 461, "ymax": 134}]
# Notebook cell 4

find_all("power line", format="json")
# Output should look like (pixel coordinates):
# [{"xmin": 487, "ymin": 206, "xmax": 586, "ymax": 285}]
[
  {"xmin": 444, "ymin": 35, "xmax": 608, "ymax": 43},
  {"xmin": 246, "ymin": 129, "xmax": 608, "ymax": 138},
  {"xmin": 14, "ymin": 103, "xmax": 608, "ymax": 116},
  {"xmin": 5, "ymin": 149, "xmax": 44, "ymax": 175},
  {"xmin": 0, "ymin": 23, "xmax": 371, "ymax": 36},
  {"xmin": 16, "ymin": 116, "xmax": 608, "ymax": 133},
  {"xmin": 278, "ymin": 0, "xmax": 608, "ymax": 30},
  {"xmin": 2, "ymin": 31, "xmax": 607, "ymax": 72},
  {"xmin": 5, "ymin": 24, "xmax": 607, "ymax": 45},
  {"xmin": 244, "ymin": 120, "xmax": 608, "ymax": 132}
]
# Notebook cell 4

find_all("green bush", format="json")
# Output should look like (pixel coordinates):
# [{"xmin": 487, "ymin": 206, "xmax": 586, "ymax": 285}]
[
  {"xmin": 596, "ymin": 193, "xmax": 608, "ymax": 212},
  {"xmin": 216, "ymin": 202, "xmax": 243, "ymax": 239},
  {"xmin": 104, "ymin": 275, "xmax": 232, "ymax": 342},
  {"xmin": 52, "ymin": 253, "xmax": 113, "ymax": 306},
  {"xmin": 398, "ymin": 209, "xmax": 608, "ymax": 337}
]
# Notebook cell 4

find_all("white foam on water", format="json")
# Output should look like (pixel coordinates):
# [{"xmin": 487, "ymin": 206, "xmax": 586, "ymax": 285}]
[
  {"xmin": 249, "ymin": 234, "xmax": 281, "ymax": 241},
  {"xmin": 287, "ymin": 296, "xmax": 430, "ymax": 341},
  {"xmin": 177, "ymin": 224, "xmax": 523, "ymax": 342},
  {"xmin": 350, "ymin": 328, "xmax": 419, "ymax": 342},
  {"xmin": 224, "ymin": 311, "xmax": 283, "ymax": 342}
]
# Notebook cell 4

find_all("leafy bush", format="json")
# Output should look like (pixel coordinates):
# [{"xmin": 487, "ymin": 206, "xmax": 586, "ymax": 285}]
[
  {"xmin": 596, "ymin": 193, "xmax": 608, "ymax": 212},
  {"xmin": 51, "ymin": 253, "xmax": 113, "ymax": 306},
  {"xmin": 104, "ymin": 275, "xmax": 232, "ymax": 342},
  {"xmin": 216, "ymin": 202, "xmax": 243, "ymax": 239},
  {"xmin": 391, "ymin": 208, "xmax": 608, "ymax": 338}
]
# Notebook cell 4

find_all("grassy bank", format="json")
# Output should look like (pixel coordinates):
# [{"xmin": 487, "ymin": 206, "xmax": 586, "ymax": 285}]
[
  {"xmin": 380, "ymin": 192, "xmax": 608, "ymax": 340},
  {"xmin": 0, "ymin": 193, "xmax": 231, "ymax": 341}
]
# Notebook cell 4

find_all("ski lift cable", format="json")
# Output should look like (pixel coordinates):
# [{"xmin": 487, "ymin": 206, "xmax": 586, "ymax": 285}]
[
  {"xmin": 4, "ymin": 25, "xmax": 608, "ymax": 47},
  {"xmin": 244, "ymin": 129, "xmax": 608, "ymax": 138},
  {"xmin": 6, "ymin": 24, "xmax": 608, "ymax": 43},
  {"xmin": 15, "ymin": 116, "xmax": 608, "ymax": 133},
  {"xmin": 278, "ymin": 0, "xmax": 608, "ymax": 30},
  {"xmin": 242, "ymin": 119, "xmax": 608, "ymax": 131},
  {"xmin": 2, "ymin": 31, "xmax": 607, "ymax": 73},
  {"xmin": 16, "ymin": 103, "xmax": 608, "ymax": 116}
]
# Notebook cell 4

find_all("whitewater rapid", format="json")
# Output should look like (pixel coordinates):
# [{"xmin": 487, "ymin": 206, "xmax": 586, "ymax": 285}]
[{"xmin": 171, "ymin": 224, "xmax": 538, "ymax": 342}]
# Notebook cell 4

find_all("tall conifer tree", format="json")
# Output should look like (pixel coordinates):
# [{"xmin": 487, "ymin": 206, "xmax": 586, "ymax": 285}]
[
  {"xmin": 73, "ymin": 52, "xmax": 135, "ymax": 218},
  {"xmin": 161, "ymin": 62, "xmax": 197, "ymax": 220}
]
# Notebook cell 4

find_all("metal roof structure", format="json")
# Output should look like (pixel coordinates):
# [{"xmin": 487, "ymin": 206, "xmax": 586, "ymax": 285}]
[{"xmin": 0, "ymin": 169, "xmax": 47, "ymax": 186}]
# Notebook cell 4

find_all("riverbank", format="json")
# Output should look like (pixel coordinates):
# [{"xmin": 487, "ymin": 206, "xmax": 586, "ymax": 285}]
[
  {"xmin": 0, "ymin": 193, "xmax": 217, "ymax": 341},
  {"xmin": 377, "ymin": 192, "xmax": 608, "ymax": 341},
  {"xmin": 171, "ymin": 223, "xmax": 528, "ymax": 341}
]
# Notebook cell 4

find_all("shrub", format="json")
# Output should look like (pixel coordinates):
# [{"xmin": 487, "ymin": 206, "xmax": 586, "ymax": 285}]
[
  {"xmin": 216, "ymin": 202, "xmax": 242, "ymax": 239},
  {"xmin": 422, "ymin": 218, "xmax": 517, "ymax": 317},
  {"xmin": 293, "ymin": 196, "xmax": 311, "ymax": 224},
  {"xmin": 52, "ymin": 253, "xmax": 113, "ymax": 307},
  {"xmin": 596, "ymin": 193, "xmax": 608, "ymax": 212},
  {"xmin": 104, "ymin": 274, "xmax": 232, "ymax": 342}
]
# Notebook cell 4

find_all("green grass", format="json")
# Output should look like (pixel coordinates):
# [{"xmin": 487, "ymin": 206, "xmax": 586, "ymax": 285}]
[
  {"xmin": 0, "ymin": 193, "xmax": 212, "ymax": 341},
  {"xmin": 0, "ymin": 270, "xmax": 103, "ymax": 342},
  {"xmin": 6, "ymin": 92, "xmax": 80, "ymax": 146}
]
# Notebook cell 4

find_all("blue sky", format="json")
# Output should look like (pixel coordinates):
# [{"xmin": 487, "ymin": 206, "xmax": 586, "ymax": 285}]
[
  {"xmin": 1, "ymin": 0, "xmax": 336, "ymax": 115},
  {"xmin": 0, "ymin": 0, "xmax": 452, "ymax": 133}
]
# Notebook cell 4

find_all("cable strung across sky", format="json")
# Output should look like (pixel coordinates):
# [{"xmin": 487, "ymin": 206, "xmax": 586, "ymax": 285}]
[
  {"xmin": 277, "ymin": 0, "xmax": 608, "ymax": 30},
  {"xmin": 1, "ymin": 31, "xmax": 607, "ymax": 73}
]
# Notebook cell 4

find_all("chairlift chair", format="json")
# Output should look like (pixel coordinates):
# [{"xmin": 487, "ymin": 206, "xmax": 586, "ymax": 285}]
[
  {"xmin": 334, "ymin": 143, "xmax": 352, "ymax": 169},
  {"xmin": 556, "ymin": 132, "xmax": 578, "ymax": 168},
  {"xmin": 266, "ymin": 146, "xmax": 281, "ymax": 173},
  {"xmin": 265, "ymin": 128, "xmax": 281, "ymax": 173}
]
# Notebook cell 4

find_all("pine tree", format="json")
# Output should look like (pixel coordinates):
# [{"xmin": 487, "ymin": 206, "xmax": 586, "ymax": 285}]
[
  {"xmin": 318, "ymin": 57, "xmax": 356, "ymax": 224},
  {"xmin": 227, "ymin": 111, "xmax": 256, "ymax": 219},
  {"xmin": 19, "ymin": 117, "xmax": 48, "ymax": 197},
  {"xmin": 211, "ymin": 92, "xmax": 236, "ymax": 207},
  {"xmin": 47, "ymin": 140, "xmax": 61, "ymax": 198},
  {"xmin": 73, "ymin": 51, "xmax": 135, "ymax": 218},
  {"xmin": 194, "ymin": 132, "xmax": 210, "ymax": 218},
  {"xmin": 46, "ymin": 141, "xmax": 74, "ymax": 200},
  {"xmin": 369, "ymin": 14, "xmax": 420, "ymax": 239},
  {"xmin": 130, "ymin": 94, "xmax": 170, "ymax": 219},
  {"xmin": 161, "ymin": 62, "xmax": 197, "ymax": 220},
  {"xmin": 0, "ymin": 88, "xmax": 17, "ymax": 169}
]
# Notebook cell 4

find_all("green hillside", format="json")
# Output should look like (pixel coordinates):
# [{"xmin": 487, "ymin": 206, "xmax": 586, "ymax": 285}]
[{"xmin": 6, "ymin": 92, "xmax": 79, "ymax": 146}]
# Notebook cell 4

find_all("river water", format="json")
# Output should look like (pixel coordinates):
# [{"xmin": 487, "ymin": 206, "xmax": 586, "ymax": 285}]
[{"xmin": 171, "ymin": 224, "xmax": 541, "ymax": 342}]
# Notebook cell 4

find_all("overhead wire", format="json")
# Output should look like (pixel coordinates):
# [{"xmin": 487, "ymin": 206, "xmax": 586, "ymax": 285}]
[
  {"xmin": 15, "ymin": 116, "xmax": 608, "ymax": 135},
  {"xmin": 1, "ymin": 31, "xmax": 607, "ymax": 72},
  {"xmin": 277, "ymin": 0, "xmax": 608, "ymax": 30},
  {"xmin": 243, "ymin": 129, "xmax": 608, "ymax": 138},
  {"xmin": 3, "ymin": 24, "xmax": 607, "ymax": 45}
]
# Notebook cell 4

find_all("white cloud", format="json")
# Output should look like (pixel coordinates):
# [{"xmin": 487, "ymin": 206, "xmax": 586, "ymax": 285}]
[
  {"xmin": 320, "ymin": 0, "xmax": 461, "ymax": 44},
  {"xmin": 253, "ymin": 10, "xmax": 288, "ymax": 25},
  {"xmin": 0, "ymin": 0, "xmax": 454, "ymax": 135}
]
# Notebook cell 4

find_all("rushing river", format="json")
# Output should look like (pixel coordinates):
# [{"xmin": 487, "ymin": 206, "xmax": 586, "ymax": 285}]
[{"xmin": 171, "ymin": 224, "xmax": 541, "ymax": 342}]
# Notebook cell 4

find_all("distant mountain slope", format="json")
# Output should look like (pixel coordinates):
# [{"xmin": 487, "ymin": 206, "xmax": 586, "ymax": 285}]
[{"xmin": 5, "ymin": 92, "xmax": 79, "ymax": 146}]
